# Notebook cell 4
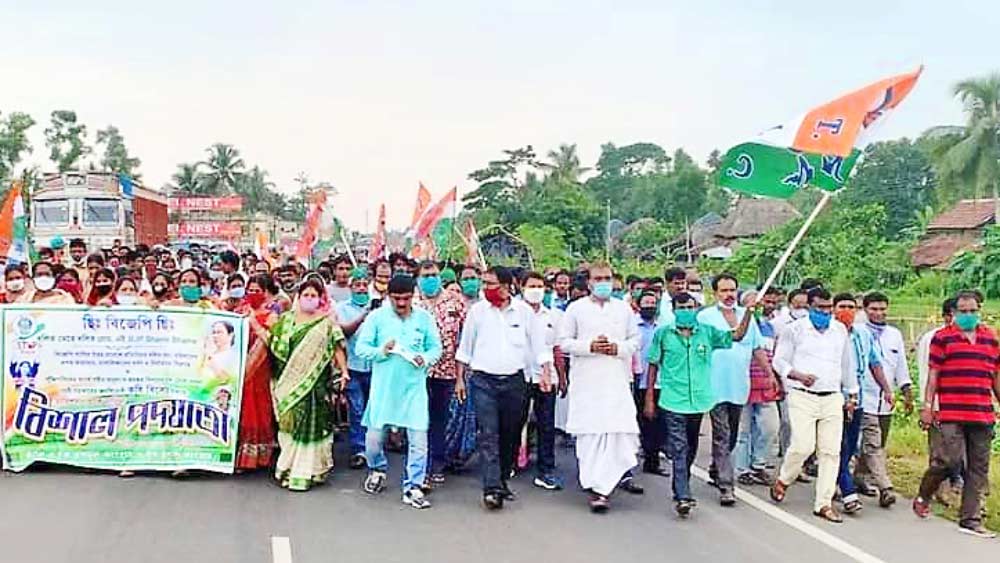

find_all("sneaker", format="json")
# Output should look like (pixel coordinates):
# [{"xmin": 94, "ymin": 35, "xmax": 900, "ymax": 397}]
[
  {"xmin": 750, "ymin": 468, "xmax": 772, "ymax": 485},
  {"xmin": 737, "ymin": 473, "xmax": 757, "ymax": 486},
  {"xmin": 843, "ymin": 499, "xmax": 864, "ymax": 514},
  {"xmin": 618, "ymin": 477, "xmax": 645, "ymax": 495},
  {"xmin": 675, "ymin": 499, "xmax": 696, "ymax": 517},
  {"xmin": 363, "ymin": 471, "xmax": 387, "ymax": 495},
  {"xmin": 428, "ymin": 473, "xmax": 446, "ymax": 485},
  {"xmin": 719, "ymin": 490, "xmax": 736, "ymax": 507},
  {"xmin": 855, "ymin": 481, "xmax": 877, "ymax": 497},
  {"xmin": 402, "ymin": 488, "xmax": 432, "ymax": 510},
  {"xmin": 958, "ymin": 525, "xmax": 997, "ymax": 539},
  {"xmin": 483, "ymin": 492, "xmax": 504, "ymax": 510},
  {"xmin": 349, "ymin": 454, "xmax": 367, "ymax": 470},
  {"xmin": 878, "ymin": 488, "xmax": 896, "ymax": 508},
  {"xmin": 499, "ymin": 484, "xmax": 518, "ymax": 501},
  {"xmin": 912, "ymin": 496, "xmax": 931, "ymax": 519},
  {"xmin": 533, "ymin": 475, "xmax": 564, "ymax": 491}
]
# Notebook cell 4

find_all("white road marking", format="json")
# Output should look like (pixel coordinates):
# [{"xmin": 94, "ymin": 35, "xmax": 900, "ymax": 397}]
[
  {"xmin": 690, "ymin": 467, "xmax": 887, "ymax": 563},
  {"xmin": 271, "ymin": 536, "xmax": 293, "ymax": 563}
]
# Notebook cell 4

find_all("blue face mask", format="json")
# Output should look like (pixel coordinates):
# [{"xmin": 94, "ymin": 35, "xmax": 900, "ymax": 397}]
[
  {"xmin": 418, "ymin": 275, "xmax": 442, "ymax": 297},
  {"xmin": 542, "ymin": 290, "xmax": 553, "ymax": 308},
  {"xmin": 611, "ymin": 289, "xmax": 625, "ymax": 300},
  {"xmin": 351, "ymin": 292, "xmax": 370, "ymax": 307},
  {"xmin": 592, "ymin": 281, "xmax": 613, "ymax": 300},
  {"xmin": 809, "ymin": 308, "xmax": 832, "ymax": 331}
]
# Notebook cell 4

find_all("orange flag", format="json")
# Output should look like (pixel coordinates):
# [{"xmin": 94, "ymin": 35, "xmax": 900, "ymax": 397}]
[
  {"xmin": 410, "ymin": 182, "xmax": 432, "ymax": 231},
  {"xmin": 0, "ymin": 181, "xmax": 21, "ymax": 257},
  {"xmin": 368, "ymin": 203, "xmax": 386, "ymax": 262}
]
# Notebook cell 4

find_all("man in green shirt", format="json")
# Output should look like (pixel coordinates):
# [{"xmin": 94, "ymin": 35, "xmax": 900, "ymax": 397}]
[{"xmin": 644, "ymin": 292, "xmax": 753, "ymax": 517}]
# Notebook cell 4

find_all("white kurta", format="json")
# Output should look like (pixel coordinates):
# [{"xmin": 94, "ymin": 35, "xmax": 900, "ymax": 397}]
[{"xmin": 559, "ymin": 297, "xmax": 640, "ymax": 495}]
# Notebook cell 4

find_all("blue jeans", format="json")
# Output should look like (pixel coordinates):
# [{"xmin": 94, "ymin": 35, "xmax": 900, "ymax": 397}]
[
  {"xmin": 346, "ymin": 370, "xmax": 371, "ymax": 455},
  {"xmin": 530, "ymin": 383, "xmax": 557, "ymax": 477},
  {"xmin": 733, "ymin": 401, "xmax": 780, "ymax": 474},
  {"xmin": 470, "ymin": 372, "xmax": 526, "ymax": 493},
  {"xmin": 837, "ymin": 408, "xmax": 864, "ymax": 501},
  {"xmin": 427, "ymin": 378, "xmax": 455, "ymax": 474},
  {"xmin": 665, "ymin": 410, "xmax": 704, "ymax": 501},
  {"xmin": 365, "ymin": 425, "xmax": 428, "ymax": 492}
]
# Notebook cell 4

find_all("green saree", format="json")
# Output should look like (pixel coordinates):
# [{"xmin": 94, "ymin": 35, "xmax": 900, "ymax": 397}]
[{"xmin": 269, "ymin": 312, "xmax": 345, "ymax": 491}]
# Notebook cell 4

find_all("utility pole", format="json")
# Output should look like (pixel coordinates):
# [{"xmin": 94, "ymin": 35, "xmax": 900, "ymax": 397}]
[{"xmin": 605, "ymin": 199, "xmax": 611, "ymax": 261}]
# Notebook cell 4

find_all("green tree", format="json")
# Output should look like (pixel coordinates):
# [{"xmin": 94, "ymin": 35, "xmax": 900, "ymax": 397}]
[
  {"xmin": 95, "ymin": 125, "xmax": 142, "ymax": 177},
  {"xmin": 838, "ymin": 138, "xmax": 937, "ymax": 238},
  {"xmin": 540, "ymin": 143, "xmax": 590, "ymax": 184},
  {"xmin": 166, "ymin": 163, "xmax": 203, "ymax": 195},
  {"xmin": 949, "ymin": 225, "xmax": 1000, "ymax": 297},
  {"xmin": 516, "ymin": 223, "xmax": 570, "ymax": 269},
  {"xmin": 586, "ymin": 142, "xmax": 670, "ymax": 204},
  {"xmin": 234, "ymin": 166, "xmax": 275, "ymax": 215},
  {"xmin": 927, "ymin": 72, "xmax": 1000, "ymax": 222},
  {"xmin": 44, "ymin": 110, "xmax": 91, "ymax": 172},
  {"xmin": 463, "ymin": 146, "xmax": 539, "ymax": 226},
  {"xmin": 0, "ymin": 111, "xmax": 36, "ymax": 182},
  {"xmin": 199, "ymin": 143, "xmax": 245, "ymax": 194}
]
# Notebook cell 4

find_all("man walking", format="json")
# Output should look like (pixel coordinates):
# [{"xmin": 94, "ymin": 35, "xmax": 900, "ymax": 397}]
[
  {"xmin": 913, "ymin": 291, "xmax": 999, "ymax": 538},
  {"xmin": 355, "ymin": 275, "xmax": 442, "ymax": 509},
  {"xmin": 559, "ymin": 262, "xmax": 641, "ymax": 512},
  {"xmin": 770, "ymin": 288, "xmax": 858, "ymax": 523},
  {"xmin": 456, "ymin": 266, "xmax": 552, "ymax": 510},
  {"xmin": 634, "ymin": 291, "xmax": 667, "ymax": 476},
  {"xmin": 336, "ymin": 268, "xmax": 375, "ymax": 469}
]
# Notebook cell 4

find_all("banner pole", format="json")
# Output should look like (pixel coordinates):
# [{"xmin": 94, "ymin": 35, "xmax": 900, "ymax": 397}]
[
  {"xmin": 339, "ymin": 227, "xmax": 357, "ymax": 267},
  {"xmin": 756, "ymin": 191, "xmax": 830, "ymax": 298}
]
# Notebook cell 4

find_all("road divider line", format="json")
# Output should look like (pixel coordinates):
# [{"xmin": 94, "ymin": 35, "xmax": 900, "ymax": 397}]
[
  {"xmin": 271, "ymin": 536, "xmax": 292, "ymax": 563},
  {"xmin": 690, "ymin": 467, "xmax": 887, "ymax": 563}
]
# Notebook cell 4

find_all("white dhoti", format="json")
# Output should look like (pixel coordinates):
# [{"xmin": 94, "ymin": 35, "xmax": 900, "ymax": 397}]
[{"xmin": 575, "ymin": 432, "xmax": 639, "ymax": 496}]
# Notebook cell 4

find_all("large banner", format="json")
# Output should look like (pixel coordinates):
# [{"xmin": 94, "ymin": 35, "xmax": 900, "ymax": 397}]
[
  {"xmin": 168, "ymin": 196, "xmax": 243, "ymax": 212},
  {"xmin": 0, "ymin": 305, "xmax": 248, "ymax": 473},
  {"xmin": 168, "ymin": 222, "xmax": 243, "ymax": 239}
]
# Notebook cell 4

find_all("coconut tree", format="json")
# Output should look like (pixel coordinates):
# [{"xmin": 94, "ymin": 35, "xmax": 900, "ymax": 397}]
[
  {"xmin": 927, "ymin": 73, "xmax": 1000, "ymax": 222},
  {"xmin": 540, "ymin": 143, "xmax": 590, "ymax": 184},
  {"xmin": 166, "ymin": 162, "xmax": 203, "ymax": 196},
  {"xmin": 199, "ymin": 143, "xmax": 245, "ymax": 195}
]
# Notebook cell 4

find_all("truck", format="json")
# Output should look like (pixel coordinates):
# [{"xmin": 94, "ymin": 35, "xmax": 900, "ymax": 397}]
[{"xmin": 30, "ymin": 171, "xmax": 168, "ymax": 250}]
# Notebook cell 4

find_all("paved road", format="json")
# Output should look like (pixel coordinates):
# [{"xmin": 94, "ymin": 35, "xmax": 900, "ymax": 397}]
[{"xmin": 1, "ymin": 436, "xmax": 996, "ymax": 563}]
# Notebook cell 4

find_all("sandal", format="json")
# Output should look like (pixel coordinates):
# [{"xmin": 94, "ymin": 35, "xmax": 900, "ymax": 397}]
[
  {"xmin": 589, "ymin": 493, "xmax": 610, "ymax": 513},
  {"xmin": 814, "ymin": 505, "xmax": 844, "ymax": 523},
  {"xmin": 769, "ymin": 480, "xmax": 788, "ymax": 503},
  {"xmin": 843, "ymin": 499, "xmax": 863, "ymax": 514}
]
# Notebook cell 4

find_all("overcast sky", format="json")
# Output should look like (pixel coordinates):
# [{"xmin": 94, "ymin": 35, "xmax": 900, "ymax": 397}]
[{"xmin": 2, "ymin": 1, "xmax": 995, "ymax": 229}]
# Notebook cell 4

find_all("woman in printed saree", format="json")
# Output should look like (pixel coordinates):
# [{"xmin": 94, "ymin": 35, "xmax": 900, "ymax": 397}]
[
  {"xmin": 258, "ymin": 276, "xmax": 348, "ymax": 491},
  {"xmin": 233, "ymin": 274, "xmax": 279, "ymax": 471}
]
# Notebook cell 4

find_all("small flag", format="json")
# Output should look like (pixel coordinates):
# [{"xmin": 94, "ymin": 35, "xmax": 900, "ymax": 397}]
[
  {"xmin": 368, "ymin": 203, "xmax": 386, "ymax": 261},
  {"xmin": 296, "ymin": 189, "xmax": 328, "ymax": 265},
  {"xmin": 464, "ymin": 218, "xmax": 486, "ymax": 268},
  {"xmin": 718, "ymin": 67, "xmax": 922, "ymax": 198},
  {"xmin": 0, "ymin": 182, "xmax": 31, "ymax": 266},
  {"xmin": 410, "ymin": 182, "xmax": 432, "ymax": 231},
  {"xmin": 413, "ymin": 187, "xmax": 457, "ymax": 241},
  {"xmin": 118, "ymin": 173, "xmax": 135, "ymax": 200}
]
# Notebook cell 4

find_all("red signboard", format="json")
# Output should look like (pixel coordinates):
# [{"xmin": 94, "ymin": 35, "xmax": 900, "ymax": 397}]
[
  {"xmin": 169, "ymin": 222, "xmax": 242, "ymax": 238},
  {"xmin": 168, "ymin": 197, "xmax": 243, "ymax": 211}
]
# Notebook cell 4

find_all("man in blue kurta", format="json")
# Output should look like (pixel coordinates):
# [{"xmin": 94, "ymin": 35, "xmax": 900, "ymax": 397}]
[{"xmin": 356, "ymin": 275, "xmax": 443, "ymax": 509}]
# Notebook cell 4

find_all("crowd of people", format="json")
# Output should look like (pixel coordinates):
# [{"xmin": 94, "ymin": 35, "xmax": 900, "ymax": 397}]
[{"xmin": 1, "ymin": 238, "xmax": 997, "ymax": 538}]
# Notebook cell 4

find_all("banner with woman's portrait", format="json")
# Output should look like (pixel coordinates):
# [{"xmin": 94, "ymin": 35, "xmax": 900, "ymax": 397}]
[{"xmin": 0, "ymin": 304, "xmax": 248, "ymax": 472}]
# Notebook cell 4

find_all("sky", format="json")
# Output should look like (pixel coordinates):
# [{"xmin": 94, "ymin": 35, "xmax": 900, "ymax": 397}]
[{"xmin": 1, "ymin": 1, "xmax": 996, "ymax": 230}]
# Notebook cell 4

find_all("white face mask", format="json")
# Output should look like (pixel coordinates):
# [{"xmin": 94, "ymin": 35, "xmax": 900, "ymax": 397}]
[
  {"xmin": 180, "ymin": 258, "xmax": 193, "ymax": 270},
  {"xmin": 116, "ymin": 294, "xmax": 138, "ymax": 306},
  {"xmin": 33, "ymin": 276, "xmax": 55, "ymax": 292},
  {"xmin": 6, "ymin": 278, "xmax": 24, "ymax": 292},
  {"xmin": 523, "ymin": 287, "xmax": 545, "ymax": 305},
  {"xmin": 790, "ymin": 308, "xmax": 808, "ymax": 320},
  {"xmin": 689, "ymin": 291, "xmax": 705, "ymax": 305}
]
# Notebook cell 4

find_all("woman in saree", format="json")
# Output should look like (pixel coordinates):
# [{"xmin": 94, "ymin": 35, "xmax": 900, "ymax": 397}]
[
  {"xmin": 253, "ymin": 276, "xmax": 348, "ymax": 491},
  {"xmin": 232, "ymin": 274, "xmax": 279, "ymax": 471}
]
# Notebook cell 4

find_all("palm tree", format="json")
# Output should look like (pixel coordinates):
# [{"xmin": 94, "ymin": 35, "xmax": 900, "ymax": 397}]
[
  {"xmin": 541, "ymin": 143, "xmax": 590, "ymax": 183},
  {"xmin": 927, "ymin": 73, "xmax": 1000, "ymax": 222},
  {"xmin": 166, "ymin": 162, "xmax": 203, "ymax": 196},
  {"xmin": 234, "ymin": 166, "xmax": 276, "ymax": 215},
  {"xmin": 200, "ymin": 143, "xmax": 245, "ymax": 195}
]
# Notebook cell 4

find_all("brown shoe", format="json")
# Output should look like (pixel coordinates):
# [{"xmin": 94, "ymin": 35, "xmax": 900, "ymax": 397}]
[
  {"xmin": 769, "ymin": 480, "xmax": 788, "ymax": 503},
  {"xmin": 813, "ymin": 505, "xmax": 844, "ymax": 523}
]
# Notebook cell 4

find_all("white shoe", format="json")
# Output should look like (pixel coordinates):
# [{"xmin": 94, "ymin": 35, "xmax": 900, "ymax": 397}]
[{"xmin": 402, "ymin": 487, "xmax": 432, "ymax": 509}]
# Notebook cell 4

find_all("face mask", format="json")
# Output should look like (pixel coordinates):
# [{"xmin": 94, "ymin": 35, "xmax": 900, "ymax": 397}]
[
  {"xmin": 228, "ymin": 287, "xmax": 246, "ymax": 299},
  {"xmin": 809, "ymin": 309, "xmax": 832, "ymax": 331},
  {"xmin": 57, "ymin": 280, "xmax": 80, "ymax": 294},
  {"xmin": 639, "ymin": 306, "xmax": 657, "ymax": 321},
  {"xmin": 72, "ymin": 254, "xmax": 85, "ymax": 265},
  {"xmin": 611, "ymin": 289, "xmax": 625, "ymax": 300},
  {"xmin": 209, "ymin": 270, "xmax": 224, "ymax": 280},
  {"xmin": 152, "ymin": 285, "xmax": 169, "ymax": 298},
  {"xmin": 6, "ymin": 279, "xmax": 24, "ymax": 292},
  {"xmin": 373, "ymin": 280, "xmax": 389, "ymax": 293},
  {"xmin": 675, "ymin": 309, "xmax": 698, "ymax": 328},
  {"xmin": 689, "ymin": 291, "xmax": 705, "ymax": 305},
  {"xmin": 180, "ymin": 258, "xmax": 193, "ymax": 270},
  {"xmin": 592, "ymin": 281, "xmax": 613, "ymax": 300},
  {"xmin": 631, "ymin": 289, "xmax": 644, "ymax": 302},
  {"xmin": 523, "ymin": 287, "xmax": 545, "ymax": 305},
  {"xmin": 955, "ymin": 312, "xmax": 980, "ymax": 331},
  {"xmin": 718, "ymin": 300, "xmax": 736, "ymax": 310},
  {"xmin": 116, "ymin": 294, "xmax": 138, "ymax": 306},
  {"xmin": 418, "ymin": 275, "xmax": 442, "ymax": 297},
  {"xmin": 299, "ymin": 296, "xmax": 321, "ymax": 313},
  {"xmin": 94, "ymin": 283, "xmax": 114, "ymax": 296},
  {"xmin": 180, "ymin": 285, "xmax": 202, "ymax": 303},
  {"xmin": 34, "ymin": 276, "xmax": 56, "ymax": 292},
  {"xmin": 351, "ymin": 292, "xmax": 371, "ymax": 307},
  {"xmin": 790, "ymin": 308, "xmax": 808, "ymax": 320},
  {"xmin": 246, "ymin": 292, "xmax": 266, "ymax": 309},
  {"xmin": 835, "ymin": 309, "xmax": 856, "ymax": 327},
  {"xmin": 461, "ymin": 279, "xmax": 481, "ymax": 298},
  {"xmin": 542, "ymin": 290, "xmax": 553, "ymax": 308},
  {"xmin": 483, "ymin": 286, "xmax": 505, "ymax": 307}
]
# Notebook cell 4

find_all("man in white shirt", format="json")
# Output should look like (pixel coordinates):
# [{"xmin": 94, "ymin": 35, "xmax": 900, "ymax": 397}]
[
  {"xmin": 455, "ymin": 266, "xmax": 552, "ymax": 510},
  {"xmin": 770, "ymin": 288, "xmax": 859, "ymax": 523},
  {"xmin": 853, "ymin": 292, "xmax": 914, "ymax": 508},
  {"xmin": 559, "ymin": 262, "xmax": 641, "ymax": 513}
]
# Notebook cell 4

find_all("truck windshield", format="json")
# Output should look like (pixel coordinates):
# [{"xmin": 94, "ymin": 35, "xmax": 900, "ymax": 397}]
[
  {"xmin": 82, "ymin": 199, "xmax": 119, "ymax": 225},
  {"xmin": 33, "ymin": 200, "xmax": 70, "ymax": 226}
]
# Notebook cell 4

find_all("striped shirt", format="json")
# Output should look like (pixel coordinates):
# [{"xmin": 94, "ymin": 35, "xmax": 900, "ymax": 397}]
[{"xmin": 928, "ymin": 324, "xmax": 999, "ymax": 423}]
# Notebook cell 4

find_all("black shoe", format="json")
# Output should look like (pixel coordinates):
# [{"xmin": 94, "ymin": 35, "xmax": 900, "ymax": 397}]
[
  {"xmin": 719, "ymin": 490, "xmax": 736, "ymax": 506},
  {"xmin": 619, "ymin": 478, "xmax": 645, "ymax": 495},
  {"xmin": 349, "ymin": 454, "xmax": 367, "ymax": 470},
  {"xmin": 675, "ymin": 499, "xmax": 696, "ymax": 518},
  {"xmin": 643, "ymin": 462, "xmax": 669, "ymax": 477},
  {"xmin": 483, "ymin": 493, "xmax": 504, "ymax": 510},
  {"xmin": 499, "ymin": 484, "xmax": 518, "ymax": 502},
  {"xmin": 855, "ymin": 481, "xmax": 877, "ymax": 497},
  {"xmin": 879, "ymin": 488, "xmax": 897, "ymax": 508}
]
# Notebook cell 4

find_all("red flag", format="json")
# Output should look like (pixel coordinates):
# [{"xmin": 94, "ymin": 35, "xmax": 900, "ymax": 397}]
[
  {"xmin": 295, "ymin": 189, "xmax": 329, "ymax": 264},
  {"xmin": 368, "ymin": 203, "xmax": 386, "ymax": 262},
  {"xmin": 464, "ymin": 218, "xmax": 485, "ymax": 268},
  {"xmin": 410, "ymin": 182, "xmax": 432, "ymax": 230}
]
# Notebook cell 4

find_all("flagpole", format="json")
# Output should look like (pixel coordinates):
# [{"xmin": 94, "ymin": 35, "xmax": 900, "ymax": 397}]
[
  {"xmin": 339, "ymin": 226, "xmax": 358, "ymax": 267},
  {"xmin": 756, "ymin": 191, "xmax": 831, "ymax": 297}
]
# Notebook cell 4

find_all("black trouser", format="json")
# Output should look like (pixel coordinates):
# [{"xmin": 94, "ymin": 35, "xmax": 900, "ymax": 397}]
[
  {"xmin": 470, "ymin": 372, "xmax": 526, "ymax": 494},
  {"xmin": 634, "ymin": 387, "xmax": 666, "ymax": 466},
  {"xmin": 918, "ymin": 422, "xmax": 994, "ymax": 528},
  {"xmin": 427, "ymin": 378, "xmax": 456, "ymax": 474}
]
